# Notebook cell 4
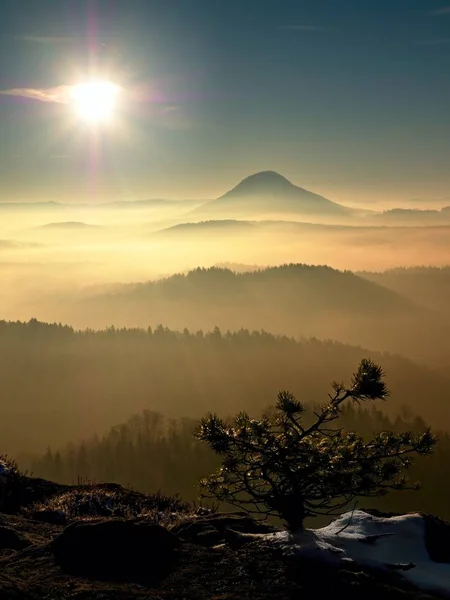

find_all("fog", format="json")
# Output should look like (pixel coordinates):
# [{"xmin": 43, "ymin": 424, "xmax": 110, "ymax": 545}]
[
  {"xmin": 3, "ymin": 201, "xmax": 450, "ymax": 327},
  {"xmin": 3, "ymin": 201, "xmax": 450, "ymax": 370},
  {"xmin": 2, "ymin": 187, "xmax": 450, "ymax": 526}
]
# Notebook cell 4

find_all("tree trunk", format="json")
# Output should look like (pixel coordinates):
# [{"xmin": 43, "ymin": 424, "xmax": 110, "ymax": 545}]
[{"xmin": 279, "ymin": 500, "xmax": 305, "ymax": 533}]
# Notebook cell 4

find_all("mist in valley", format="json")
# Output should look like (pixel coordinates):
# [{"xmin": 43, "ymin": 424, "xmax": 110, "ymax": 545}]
[
  {"xmin": 3, "ymin": 179, "xmax": 450, "ymax": 516},
  {"xmin": 3, "ymin": 3, "xmax": 450, "ymax": 597},
  {"xmin": 6, "ymin": 172, "xmax": 450, "ymax": 530},
  {"xmin": 3, "ymin": 184, "xmax": 450, "ymax": 326}
]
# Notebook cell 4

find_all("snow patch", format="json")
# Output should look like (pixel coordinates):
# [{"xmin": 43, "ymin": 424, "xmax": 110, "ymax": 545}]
[{"xmin": 270, "ymin": 510, "xmax": 450, "ymax": 596}]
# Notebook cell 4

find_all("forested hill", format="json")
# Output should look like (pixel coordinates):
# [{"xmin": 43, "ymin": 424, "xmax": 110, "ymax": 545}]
[
  {"xmin": 1, "ymin": 320, "xmax": 449, "ymax": 457},
  {"xmin": 95, "ymin": 264, "xmax": 421, "ymax": 316},
  {"xmin": 360, "ymin": 266, "xmax": 450, "ymax": 314},
  {"xmin": 57, "ymin": 263, "xmax": 450, "ymax": 366}
]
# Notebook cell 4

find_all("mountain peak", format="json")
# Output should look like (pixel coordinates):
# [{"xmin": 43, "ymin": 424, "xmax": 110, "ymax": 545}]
[
  {"xmin": 223, "ymin": 171, "xmax": 296, "ymax": 197},
  {"xmin": 242, "ymin": 171, "xmax": 293, "ymax": 185},
  {"xmin": 192, "ymin": 170, "xmax": 353, "ymax": 217}
]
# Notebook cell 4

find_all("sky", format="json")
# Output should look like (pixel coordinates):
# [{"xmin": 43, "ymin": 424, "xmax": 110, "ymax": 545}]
[{"xmin": 0, "ymin": 0, "xmax": 449, "ymax": 205}]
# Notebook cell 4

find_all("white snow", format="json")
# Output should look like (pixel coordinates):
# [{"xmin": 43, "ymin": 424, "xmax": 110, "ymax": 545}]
[{"xmin": 269, "ymin": 510, "xmax": 450, "ymax": 596}]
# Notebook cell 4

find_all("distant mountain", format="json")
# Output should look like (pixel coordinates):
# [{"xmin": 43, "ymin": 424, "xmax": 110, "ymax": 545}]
[
  {"xmin": 190, "ymin": 171, "xmax": 355, "ymax": 219},
  {"xmin": 39, "ymin": 221, "xmax": 98, "ymax": 230},
  {"xmin": 157, "ymin": 219, "xmax": 361, "ymax": 236},
  {"xmin": 372, "ymin": 207, "xmax": 450, "ymax": 225},
  {"xmin": 360, "ymin": 266, "xmax": 450, "ymax": 314},
  {"xmin": 157, "ymin": 219, "xmax": 256, "ymax": 235}
]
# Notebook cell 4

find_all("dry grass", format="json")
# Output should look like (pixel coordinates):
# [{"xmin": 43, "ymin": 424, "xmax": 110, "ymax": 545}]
[{"xmin": 25, "ymin": 483, "xmax": 214, "ymax": 527}]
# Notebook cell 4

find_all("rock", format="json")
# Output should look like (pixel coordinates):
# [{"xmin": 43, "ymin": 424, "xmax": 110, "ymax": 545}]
[
  {"xmin": 170, "ymin": 513, "xmax": 277, "ymax": 547},
  {"xmin": 30, "ymin": 509, "xmax": 67, "ymax": 525},
  {"xmin": 0, "ymin": 525, "xmax": 32, "ymax": 550},
  {"xmin": 51, "ymin": 518, "xmax": 179, "ymax": 581},
  {"xmin": 422, "ymin": 513, "xmax": 450, "ymax": 563},
  {"xmin": 223, "ymin": 528, "xmax": 271, "ymax": 549},
  {"xmin": 363, "ymin": 508, "xmax": 450, "ymax": 564},
  {"xmin": 0, "ymin": 475, "xmax": 66, "ymax": 515},
  {"xmin": 192, "ymin": 526, "xmax": 224, "ymax": 547}
]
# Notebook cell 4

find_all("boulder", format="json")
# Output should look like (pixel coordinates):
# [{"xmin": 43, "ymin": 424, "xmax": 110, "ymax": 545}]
[
  {"xmin": 170, "ymin": 512, "xmax": 277, "ymax": 547},
  {"xmin": 422, "ymin": 513, "xmax": 450, "ymax": 563},
  {"xmin": 0, "ymin": 525, "xmax": 32, "ymax": 550},
  {"xmin": 30, "ymin": 509, "xmax": 67, "ymax": 525},
  {"xmin": 51, "ymin": 518, "xmax": 179, "ymax": 581}
]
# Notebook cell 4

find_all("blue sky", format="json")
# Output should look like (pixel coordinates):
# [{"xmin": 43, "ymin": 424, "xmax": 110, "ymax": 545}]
[{"xmin": 0, "ymin": 0, "xmax": 449, "ymax": 204}]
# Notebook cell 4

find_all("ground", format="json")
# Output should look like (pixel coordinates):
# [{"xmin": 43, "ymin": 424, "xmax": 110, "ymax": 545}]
[{"xmin": 0, "ymin": 473, "xmax": 444, "ymax": 599}]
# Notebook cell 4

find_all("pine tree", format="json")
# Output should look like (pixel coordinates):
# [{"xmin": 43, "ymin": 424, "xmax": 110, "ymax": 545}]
[{"xmin": 196, "ymin": 359, "xmax": 436, "ymax": 532}]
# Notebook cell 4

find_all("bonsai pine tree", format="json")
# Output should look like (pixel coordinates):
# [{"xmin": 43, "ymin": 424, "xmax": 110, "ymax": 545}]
[{"xmin": 196, "ymin": 359, "xmax": 436, "ymax": 532}]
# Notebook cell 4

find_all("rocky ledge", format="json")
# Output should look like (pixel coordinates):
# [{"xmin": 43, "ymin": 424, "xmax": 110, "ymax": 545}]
[{"xmin": 0, "ymin": 473, "xmax": 448, "ymax": 599}]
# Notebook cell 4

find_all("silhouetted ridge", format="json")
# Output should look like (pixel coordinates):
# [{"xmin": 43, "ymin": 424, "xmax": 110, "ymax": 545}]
[
  {"xmin": 157, "ymin": 219, "xmax": 254, "ymax": 233},
  {"xmin": 105, "ymin": 264, "xmax": 422, "ymax": 317},
  {"xmin": 192, "ymin": 171, "xmax": 354, "ymax": 217},
  {"xmin": 219, "ymin": 171, "xmax": 297, "ymax": 198}
]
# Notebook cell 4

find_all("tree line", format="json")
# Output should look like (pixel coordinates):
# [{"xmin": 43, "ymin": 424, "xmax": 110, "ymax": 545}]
[
  {"xmin": 31, "ymin": 400, "xmax": 450, "ymax": 523},
  {"xmin": 2, "ymin": 320, "xmax": 450, "ymax": 458}
]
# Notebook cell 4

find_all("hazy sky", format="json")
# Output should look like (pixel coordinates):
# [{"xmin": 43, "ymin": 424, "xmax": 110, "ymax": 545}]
[{"xmin": 0, "ymin": 0, "xmax": 449, "ymax": 204}]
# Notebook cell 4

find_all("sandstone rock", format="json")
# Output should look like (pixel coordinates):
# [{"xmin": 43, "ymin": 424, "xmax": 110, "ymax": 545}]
[{"xmin": 51, "ymin": 518, "xmax": 179, "ymax": 581}]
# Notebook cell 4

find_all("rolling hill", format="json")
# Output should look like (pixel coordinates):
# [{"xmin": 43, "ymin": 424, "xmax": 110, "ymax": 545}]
[
  {"xmin": 39, "ymin": 221, "xmax": 99, "ymax": 230},
  {"xmin": 371, "ymin": 207, "xmax": 450, "ymax": 226},
  {"xmin": 157, "ymin": 219, "xmax": 257, "ymax": 235},
  {"xmin": 62, "ymin": 264, "xmax": 450, "ymax": 366},
  {"xmin": 360, "ymin": 267, "xmax": 450, "ymax": 314},
  {"xmin": 92, "ymin": 264, "xmax": 423, "ymax": 319},
  {"xmin": 156, "ymin": 219, "xmax": 363, "ymax": 236}
]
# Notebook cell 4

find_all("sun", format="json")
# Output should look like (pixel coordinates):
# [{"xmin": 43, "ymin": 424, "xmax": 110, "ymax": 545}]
[{"xmin": 70, "ymin": 81, "xmax": 120, "ymax": 123}]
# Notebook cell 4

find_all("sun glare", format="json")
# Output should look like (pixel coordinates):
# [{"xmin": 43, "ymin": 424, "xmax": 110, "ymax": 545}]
[{"xmin": 71, "ymin": 81, "xmax": 120, "ymax": 123}]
